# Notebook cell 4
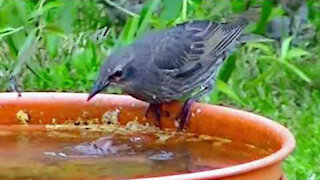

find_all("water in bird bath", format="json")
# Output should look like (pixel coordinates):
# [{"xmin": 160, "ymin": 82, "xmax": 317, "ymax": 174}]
[{"xmin": 0, "ymin": 120, "xmax": 273, "ymax": 180}]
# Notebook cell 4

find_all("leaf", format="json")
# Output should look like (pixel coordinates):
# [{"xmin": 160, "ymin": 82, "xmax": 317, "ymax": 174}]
[
  {"xmin": 268, "ymin": 7, "xmax": 285, "ymax": 21},
  {"xmin": 258, "ymin": 55, "xmax": 277, "ymax": 60},
  {"xmin": 180, "ymin": 0, "xmax": 188, "ymax": 21},
  {"xmin": 280, "ymin": 60, "xmax": 312, "ymax": 83},
  {"xmin": 12, "ymin": 29, "xmax": 37, "ymax": 76},
  {"xmin": 218, "ymin": 54, "xmax": 236, "ymax": 82},
  {"xmin": 17, "ymin": 30, "xmax": 36, "ymax": 58},
  {"xmin": 217, "ymin": 80, "xmax": 243, "ymax": 105},
  {"xmin": 259, "ymin": 53, "xmax": 312, "ymax": 83},
  {"xmin": 125, "ymin": 17, "xmax": 140, "ymax": 43},
  {"xmin": 231, "ymin": 0, "xmax": 246, "ymax": 13},
  {"xmin": 59, "ymin": 1, "xmax": 77, "ymax": 33},
  {"xmin": 211, "ymin": 0, "xmax": 229, "ymax": 16},
  {"xmin": 280, "ymin": 37, "xmax": 293, "ymax": 60},
  {"xmin": 41, "ymin": 0, "xmax": 63, "ymax": 11},
  {"xmin": 117, "ymin": 17, "xmax": 140, "ymax": 46},
  {"xmin": 0, "ymin": 27, "xmax": 24, "ymax": 40},
  {"xmin": 43, "ymin": 25, "xmax": 66, "ymax": 38},
  {"xmin": 29, "ymin": 1, "xmax": 63, "ymax": 19},
  {"xmin": 248, "ymin": 43, "xmax": 274, "ymax": 55},
  {"xmin": 46, "ymin": 34, "xmax": 60, "ymax": 58},
  {"xmin": 136, "ymin": 0, "xmax": 161, "ymax": 37},
  {"xmin": 286, "ymin": 48, "xmax": 310, "ymax": 59},
  {"xmin": 255, "ymin": 0, "xmax": 273, "ymax": 34},
  {"xmin": 209, "ymin": 88, "xmax": 220, "ymax": 103},
  {"xmin": 104, "ymin": 0, "xmax": 139, "ymax": 17},
  {"xmin": 246, "ymin": 63, "xmax": 277, "ymax": 89},
  {"xmin": 160, "ymin": 0, "xmax": 182, "ymax": 22},
  {"xmin": 12, "ymin": 0, "xmax": 28, "ymax": 24}
]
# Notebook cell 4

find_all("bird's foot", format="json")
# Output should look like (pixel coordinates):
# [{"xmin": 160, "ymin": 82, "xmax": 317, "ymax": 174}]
[
  {"xmin": 177, "ymin": 99, "xmax": 195, "ymax": 131},
  {"xmin": 145, "ymin": 104, "xmax": 162, "ymax": 128}
]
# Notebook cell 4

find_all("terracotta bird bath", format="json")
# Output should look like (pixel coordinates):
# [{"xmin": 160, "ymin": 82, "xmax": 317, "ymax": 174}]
[{"xmin": 0, "ymin": 92, "xmax": 294, "ymax": 180}]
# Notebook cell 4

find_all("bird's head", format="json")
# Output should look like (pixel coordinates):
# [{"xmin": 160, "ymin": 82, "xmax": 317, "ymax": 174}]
[{"xmin": 87, "ymin": 47, "xmax": 136, "ymax": 101}]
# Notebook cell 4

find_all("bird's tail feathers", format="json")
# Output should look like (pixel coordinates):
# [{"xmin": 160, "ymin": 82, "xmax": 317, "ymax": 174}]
[
  {"xmin": 228, "ymin": 7, "xmax": 261, "ymax": 25},
  {"xmin": 238, "ymin": 34, "xmax": 274, "ymax": 43}
]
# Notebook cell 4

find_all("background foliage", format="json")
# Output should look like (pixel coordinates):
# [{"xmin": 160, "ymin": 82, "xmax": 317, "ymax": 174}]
[{"xmin": 0, "ymin": 0, "xmax": 320, "ymax": 179}]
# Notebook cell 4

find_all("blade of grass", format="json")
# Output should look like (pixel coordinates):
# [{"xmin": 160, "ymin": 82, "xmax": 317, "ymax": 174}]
[
  {"xmin": 136, "ymin": 0, "xmax": 161, "ymax": 37},
  {"xmin": 218, "ymin": 54, "xmax": 236, "ymax": 82},
  {"xmin": 246, "ymin": 63, "xmax": 278, "ymax": 88},
  {"xmin": 247, "ymin": 42, "xmax": 274, "ymax": 55},
  {"xmin": 116, "ymin": 16, "xmax": 140, "ymax": 47},
  {"xmin": 29, "ymin": 0, "xmax": 63, "ymax": 19},
  {"xmin": 43, "ymin": 24, "xmax": 66, "ymax": 38},
  {"xmin": 280, "ymin": 60, "xmax": 312, "ymax": 83},
  {"xmin": 286, "ymin": 48, "xmax": 310, "ymax": 59},
  {"xmin": 160, "ymin": 0, "xmax": 182, "ymax": 22},
  {"xmin": 12, "ymin": 29, "xmax": 37, "ymax": 76},
  {"xmin": 104, "ymin": 0, "xmax": 139, "ymax": 17},
  {"xmin": 260, "ymin": 54, "xmax": 312, "ymax": 83},
  {"xmin": 281, "ymin": 37, "xmax": 293, "ymax": 60},
  {"xmin": 0, "ymin": 27, "xmax": 24, "ymax": 40},
  {"xmin": 255, "ymin": 0, "xmax": 273, "ymax": 34},
  {"xmin": 217, "ymin": 79, "xmax": 243, "ymax": 105},
  {"xmin": 180, "ymin": 0, "xmax": 188, "ymax": 21},
  {"xmin": 126, "ymin": 17, "xmax": 140, "ymax": 43}
]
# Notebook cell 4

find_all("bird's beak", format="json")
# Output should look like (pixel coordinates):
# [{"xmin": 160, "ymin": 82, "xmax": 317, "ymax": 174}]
[{"xmin": 87, "ymin": 81, "xmax": 109, "ymax": 101}]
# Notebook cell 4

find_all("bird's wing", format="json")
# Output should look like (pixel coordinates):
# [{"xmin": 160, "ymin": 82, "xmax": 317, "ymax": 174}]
[{"xmin": 150, "ymin": 21, "xmax": 246, "ymax": 74}]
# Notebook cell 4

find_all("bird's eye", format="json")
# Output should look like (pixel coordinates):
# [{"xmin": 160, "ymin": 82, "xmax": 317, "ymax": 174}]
[
  {"xmin": 108, "ymin": 70, "xmax": 123, "ymax": 82},
  {"xmin": 113, "ymin": 70, "xmax": 122, "ymax": 77}
]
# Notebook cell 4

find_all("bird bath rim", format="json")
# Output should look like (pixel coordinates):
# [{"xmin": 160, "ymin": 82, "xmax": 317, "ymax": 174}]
[{"xmin": 0, "ymin": 92, "xmax": 295, "ymax": 180}]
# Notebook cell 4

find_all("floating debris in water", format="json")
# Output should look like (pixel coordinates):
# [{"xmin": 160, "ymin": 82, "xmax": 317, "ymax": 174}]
[
  {"xmin": 58, "ymin": 152, "xmax": 67, "ymax": 157},
  {"xmin": 155, "ymin": 133, "xmax": 172, "ymax": 143},
  {"xmin": 102, "ymin": 109, "xmax": 120, "ymax": 125},
  {"xmin": 51, "ymin": 118, "xmax": 57, "ymax": 124},
  {"xmin": 148, "ymin": 151, "xmax": 174, "ymax": 161},
  {"xmin": 44, "ymin": 152, "xmax": 57, "ymax": 156},
  {"xmin": 16, "ymin": 110, "xmax": 29, "ymax": 125}
]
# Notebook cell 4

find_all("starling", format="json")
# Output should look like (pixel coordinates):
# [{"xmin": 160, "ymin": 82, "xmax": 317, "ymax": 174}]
[{"xmin": 88, "ymin": 20, "xmax": 268, "ymax": 130}]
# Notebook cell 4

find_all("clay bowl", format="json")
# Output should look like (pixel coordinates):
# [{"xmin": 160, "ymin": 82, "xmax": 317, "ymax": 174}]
[{"xmin": 0, "ymin": 92, "xmax": 295, "ymax": 180}]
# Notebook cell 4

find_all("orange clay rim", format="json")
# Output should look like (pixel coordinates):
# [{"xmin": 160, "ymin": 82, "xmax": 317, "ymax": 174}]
[{"xmin": 0, "ymin": 92, "xmax": 295, "ymax": 180}]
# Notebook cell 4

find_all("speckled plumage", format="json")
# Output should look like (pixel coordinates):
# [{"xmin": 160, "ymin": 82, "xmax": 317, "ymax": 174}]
[{"xmin": 88, "ymin": 20, "xmax": 257, "ymax": 129}]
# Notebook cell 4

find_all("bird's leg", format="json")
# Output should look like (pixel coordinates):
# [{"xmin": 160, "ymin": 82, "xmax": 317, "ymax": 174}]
[
  {"xmin": 178, "ymin": 85, "xmax": 212, "ymax": 131},
  {"xmin": 8, "ymin": 63, "xmax": 44, "ymax": 97},
  {"xmin": 145, "ymin": 103, "xmax": 162, "ymax": 127},
  {"xmin": 9, "ymin": 75, "xmax": 21, "ymax": 97},
  {"xmin": 177, "ymin": 99, "xmax": 194, "ymax": 131}
]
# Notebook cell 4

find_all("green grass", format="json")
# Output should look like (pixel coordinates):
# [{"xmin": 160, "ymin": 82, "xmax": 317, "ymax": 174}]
[{"xmin": 0, "ymin": 0, "xmax": 320, "ymax": 179}]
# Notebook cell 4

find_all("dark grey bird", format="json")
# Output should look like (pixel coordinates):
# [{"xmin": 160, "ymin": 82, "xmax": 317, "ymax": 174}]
[{"xmin": 87, "ymin": 20, "xmax": 268, "ymax": 130}]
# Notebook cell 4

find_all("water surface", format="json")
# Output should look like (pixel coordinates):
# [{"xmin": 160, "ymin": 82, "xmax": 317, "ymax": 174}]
[{"xmin": 0, "ymin": 127, "xmax": 271, "ymax": 179}]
